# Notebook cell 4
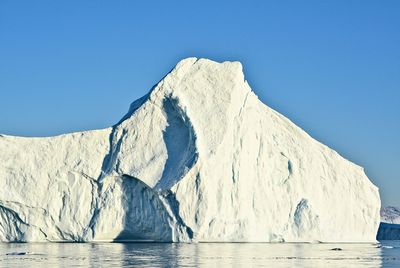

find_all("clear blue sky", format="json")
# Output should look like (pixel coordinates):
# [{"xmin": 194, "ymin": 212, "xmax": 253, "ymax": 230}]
[{"xmin": 0, "ymin": 1, "xmax": 399, "ymax": 206}]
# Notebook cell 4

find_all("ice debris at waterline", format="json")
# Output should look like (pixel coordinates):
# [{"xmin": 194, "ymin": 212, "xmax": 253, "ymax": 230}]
[{"xmin": 0, "ymin": 58, "xmax": 381, "ymax": 242}]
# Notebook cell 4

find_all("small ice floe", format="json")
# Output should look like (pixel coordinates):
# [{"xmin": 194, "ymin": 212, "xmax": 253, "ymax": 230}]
[
  {"xmin": 6, "ymin": 252, "xmax": 33, "ymax": 256},
  {"xmin": 330, "ymin": 248, "xmax": 343, "ymax": 251},
  {"xmin": 378, "ymin": 245, "xmax": 394, "ymax": 249}
]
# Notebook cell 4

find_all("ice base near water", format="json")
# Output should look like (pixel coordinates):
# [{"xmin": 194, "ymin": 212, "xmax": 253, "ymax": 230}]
[{"xmin": 0, "ymin": 58, "xmax": 380, "ymax": 242}]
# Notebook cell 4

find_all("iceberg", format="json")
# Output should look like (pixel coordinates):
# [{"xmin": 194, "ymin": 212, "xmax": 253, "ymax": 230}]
[
  {"xmin": 0, "ymin": 58, "xmax": 381, "ymax": 242},
  {"xmin": 377, "ymin": 206, "xmax": 400, "ymax": 240},
  {"xmin": 380, "ymin": 206, "xmax": 400, "ymax": 224}
]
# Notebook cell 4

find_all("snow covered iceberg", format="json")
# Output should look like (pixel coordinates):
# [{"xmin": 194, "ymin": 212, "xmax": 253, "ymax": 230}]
[
  {"xmin": 0, "ymin": 58, "xmax": 381, "ymax": 242},
  {"xmin": 377, "ymin": 207, "xmax": 400, "ymax": 240}
]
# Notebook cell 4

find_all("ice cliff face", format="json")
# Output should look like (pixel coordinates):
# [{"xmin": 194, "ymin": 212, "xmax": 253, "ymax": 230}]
[{"xmin": 0, "ymin": 58, "xmax": 381, "ymax": 242}]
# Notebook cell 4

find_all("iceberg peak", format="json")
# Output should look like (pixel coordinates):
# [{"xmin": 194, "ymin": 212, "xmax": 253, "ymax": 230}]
[{"xmin": 148, "ymin": 58, "xmax": 245, "ymax": 100}]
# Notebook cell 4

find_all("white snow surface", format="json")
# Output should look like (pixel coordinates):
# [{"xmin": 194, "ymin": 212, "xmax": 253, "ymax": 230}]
[
  {"xmin": 381, "ymin": 207, "xmax": 400, "ymax": 224},
  {"xmin": 0, "ymin": 58, "xmax": 381, "ymax": 242}
]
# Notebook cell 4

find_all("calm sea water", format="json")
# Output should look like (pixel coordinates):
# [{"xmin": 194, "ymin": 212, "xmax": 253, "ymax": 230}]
[{"xmin": 1, "ymin": 241, "xmax": 399, "ymax": 267}]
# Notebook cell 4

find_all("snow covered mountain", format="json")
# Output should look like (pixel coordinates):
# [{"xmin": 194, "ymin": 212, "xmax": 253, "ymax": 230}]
[{"xmin": 0, "ymin": 58, "xmax": 381, "ymax": 242}]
